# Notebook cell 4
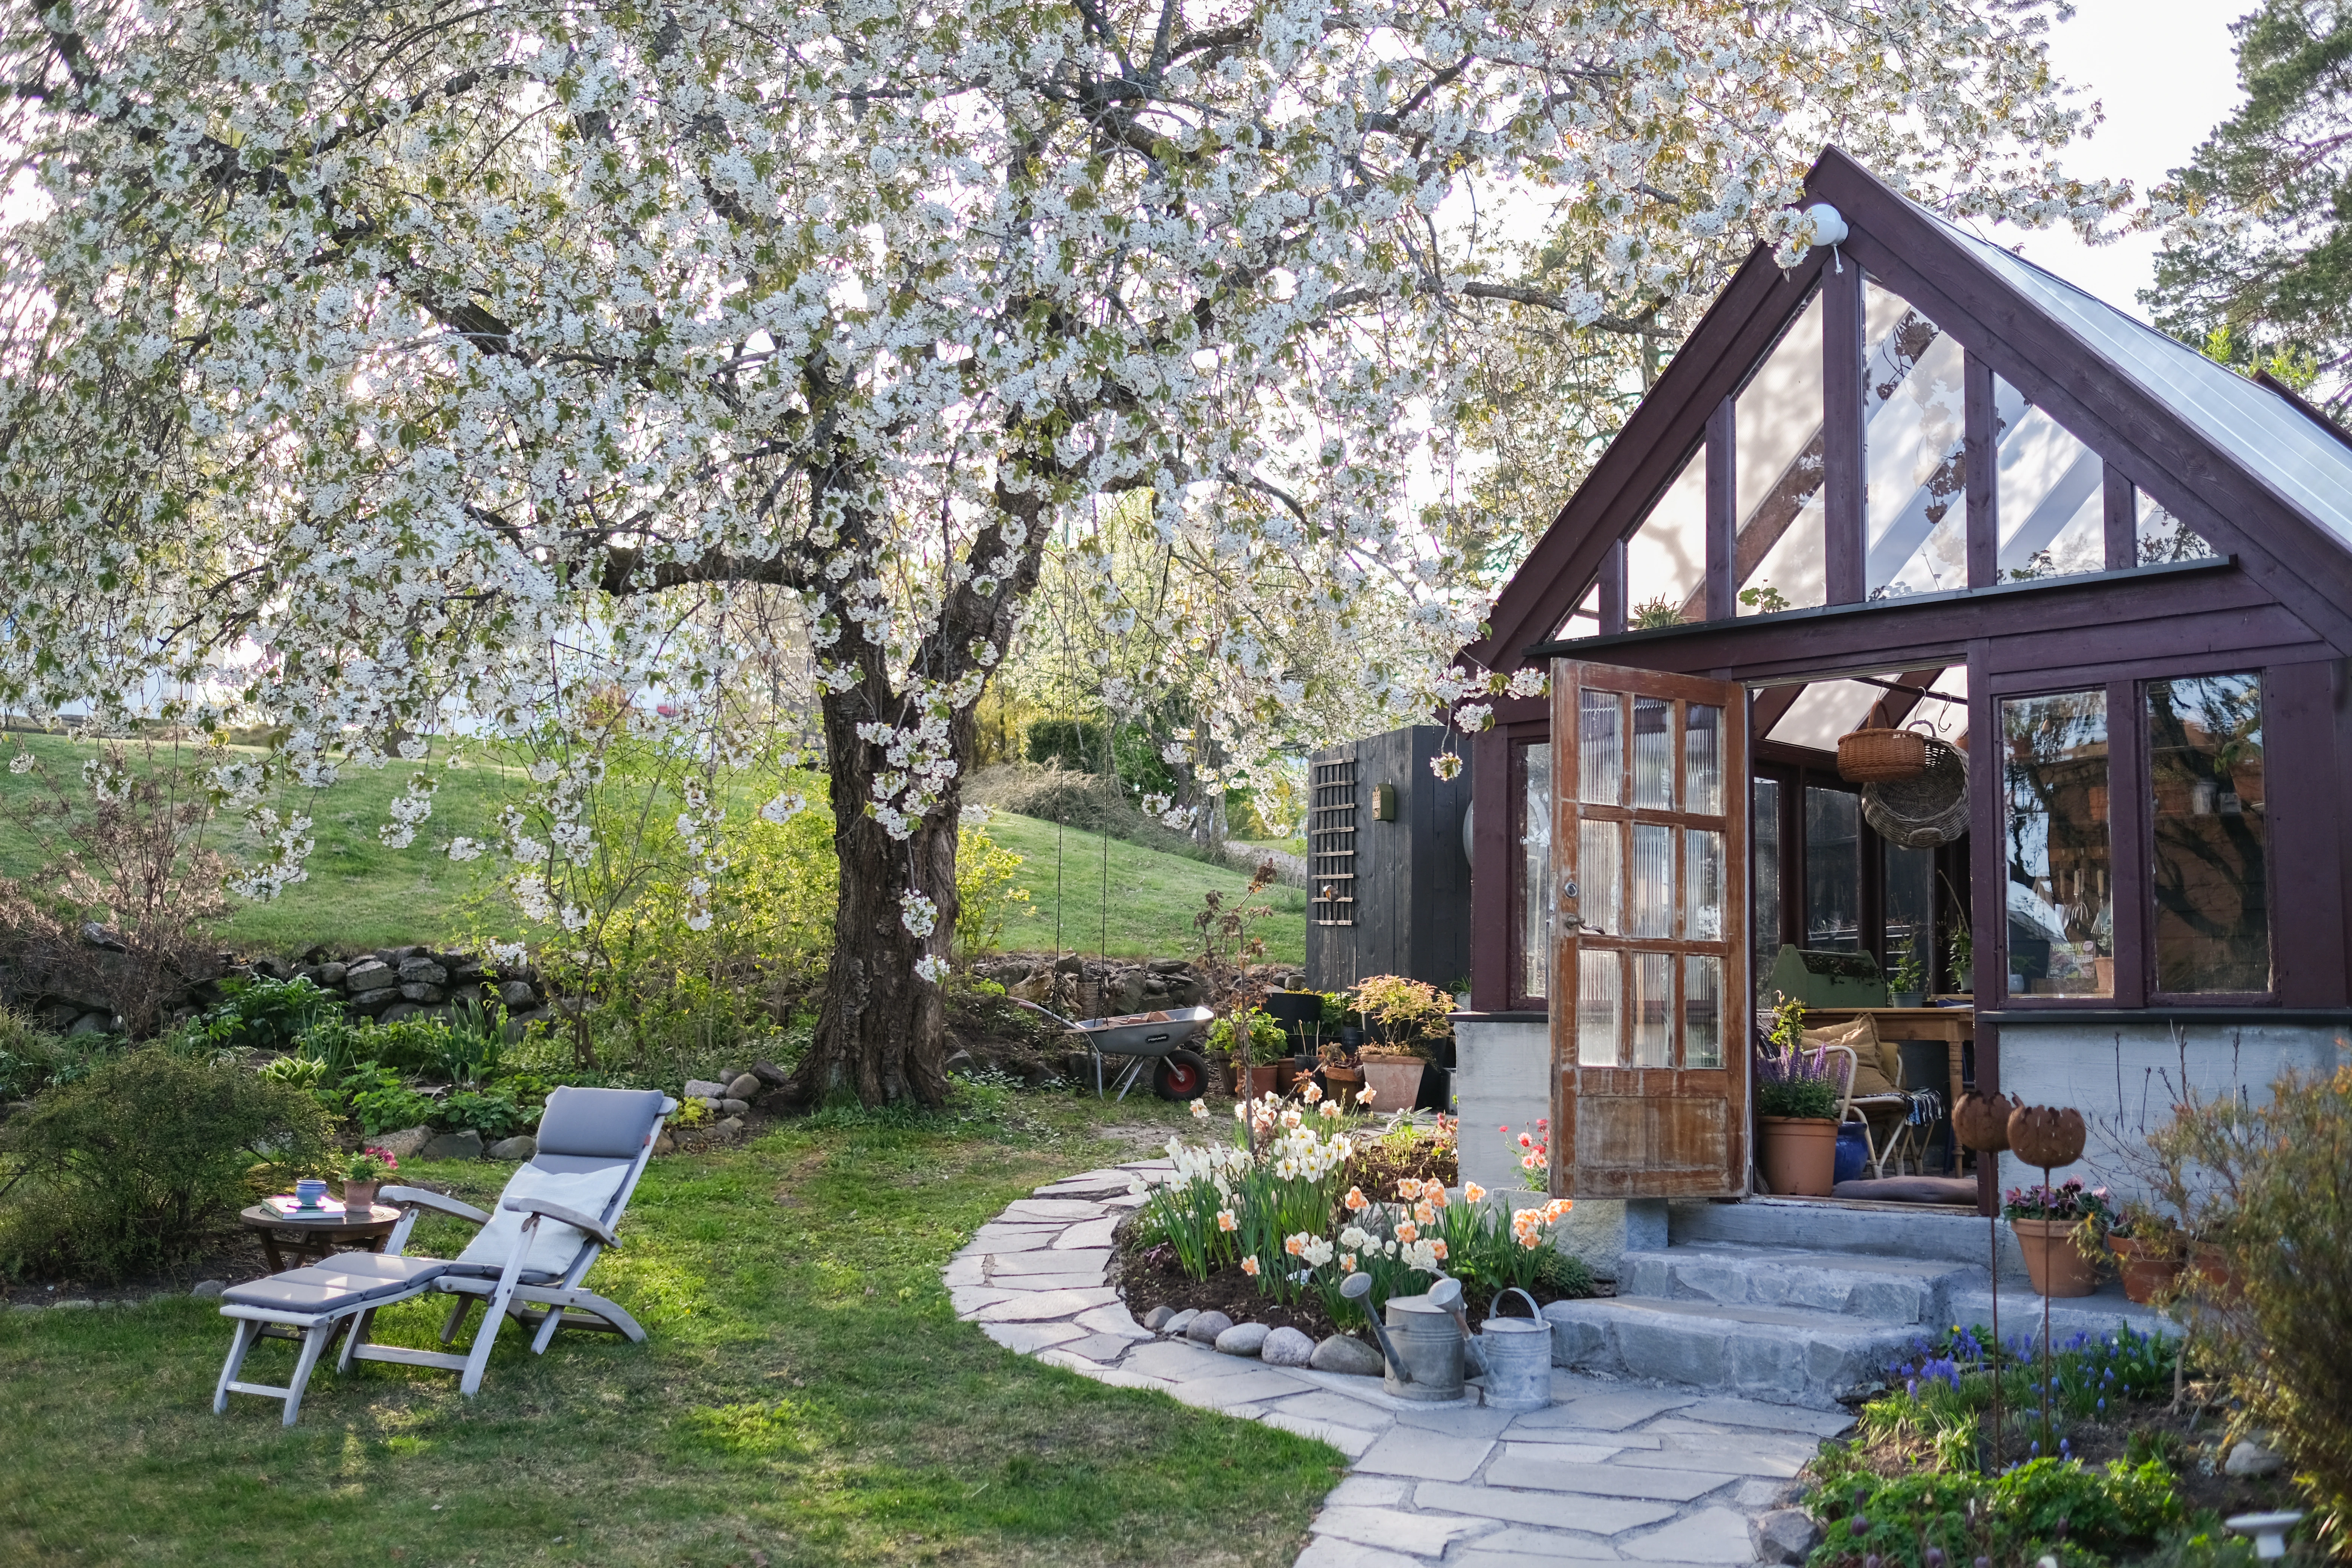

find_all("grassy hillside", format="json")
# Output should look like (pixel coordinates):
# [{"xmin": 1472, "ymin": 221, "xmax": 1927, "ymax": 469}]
[
  {"xmin": 0, "ymin": 733, "xmax": 1304, "ymax": 963},
  {"xmin": 983, "ymin": 813, "xmax": 1306, "ymax": 965}
]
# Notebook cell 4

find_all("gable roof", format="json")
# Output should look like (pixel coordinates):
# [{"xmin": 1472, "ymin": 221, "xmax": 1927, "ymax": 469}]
[
  {"xmin": 1946, "ymin": 226, "xmax": 2352, "ymax": 550},
  {"xmin": 1464, "ymin": 147, "xmax": 2352, "ymax": 675}
]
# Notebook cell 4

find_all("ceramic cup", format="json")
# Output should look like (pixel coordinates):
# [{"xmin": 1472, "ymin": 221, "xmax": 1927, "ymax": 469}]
[{"xmin": 293, "ymin": 1178, "xmax": 329, "ymax": 1208}]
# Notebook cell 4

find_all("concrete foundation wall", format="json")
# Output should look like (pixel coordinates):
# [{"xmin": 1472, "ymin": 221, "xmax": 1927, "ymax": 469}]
[{"xmin": 1992, "ymin": 1020, "xmax": 2349, "ymax": 1202}]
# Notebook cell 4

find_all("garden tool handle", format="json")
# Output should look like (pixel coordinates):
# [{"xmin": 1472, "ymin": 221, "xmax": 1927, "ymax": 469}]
[{"xmin": 1488, "ymin": 1287, "xmax": 1542, "ymax": 1324}]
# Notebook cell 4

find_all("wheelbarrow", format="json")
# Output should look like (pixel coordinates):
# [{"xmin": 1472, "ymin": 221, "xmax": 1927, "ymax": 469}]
[{"xmin": 1009, "ymin": 999, "xmax": 1216, "ymax": 1101}]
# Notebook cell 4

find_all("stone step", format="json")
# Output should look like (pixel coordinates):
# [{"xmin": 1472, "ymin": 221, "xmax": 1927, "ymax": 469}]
[
  {"xmin": 1670, "ymin": 1196, "xmax": 2034, "ymax": 1273},
  {"xmin": 1947, "ymin": 1283, "xmax": 2177, "ymax": 1348},
  {"xmin": 1541, "ymin": 1295, "xmax": 1923, "ymax": 1410},
  {"xmin": 1620, "ymin": 1243, "xmax": 1984, "ymax": 1326}
]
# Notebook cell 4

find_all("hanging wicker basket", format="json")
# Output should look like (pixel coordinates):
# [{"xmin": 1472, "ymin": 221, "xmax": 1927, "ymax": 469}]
[
  {"xmin": 1862, "ymin": 737, "xmax": 1969, "ymax": 848},
  {"xmin": 1837, "ymin": 697, "xmax": 1933, "ymax": 783}
]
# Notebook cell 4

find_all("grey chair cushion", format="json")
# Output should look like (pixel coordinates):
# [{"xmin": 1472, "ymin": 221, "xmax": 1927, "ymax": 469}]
[
  {"xmin": 222, "ymin": 1255, "xmax": 451, "ymax": 1314},
  {"xmin": 535, "ymin": 1086, "xmax": 666, "ymax": 1158}
]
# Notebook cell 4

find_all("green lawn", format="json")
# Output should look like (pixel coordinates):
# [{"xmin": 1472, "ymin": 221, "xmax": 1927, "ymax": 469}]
[
  {"xmin": 0, "ymin": 1093, "xmax": 1338, "ymax": 1566},
  {"xmin": 983, "ymin": 814, "xmax": 1306, "ymax": 965},
  {"xmin": 0, "ymin": 735, "xmax": 1305, "ymax": 965}
]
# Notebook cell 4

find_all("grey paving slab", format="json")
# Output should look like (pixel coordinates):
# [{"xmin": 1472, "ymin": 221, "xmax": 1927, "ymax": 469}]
[
  {"xmin": 1309, "ymin": 1504, "xmax": 1499, "ymax": 1559},
  {"xmin": 984, "ymin": 1320, "xmax": 1089, "ymax": 1353},
  {"xmin": 1293, "ymin": 1537, "xmax": 1426, "ymax": 1568},
  {"xmin": 1501, "ymin": 1424, "xmax": 1659, "ymax": 1450},
  {"xmin": 1617, "ymin": 1506, "xmax": 1757, "ymax": 1563},
  {"xmin": 1073, "ymin": 1303, "xmax": 1151, "ymax": 1339},
  {"xmin": 1670, "ymin": 1398, "xmax": 1857, "ymax": 1437},
  {"xmin": 1540, "ymin": 1387, "xmax": 1704, "ymax": 1430},
  {"xmin": 1410, "ymin": 1482, "xmax": 1677, "ymax": 1535},
  {"xmin": 986, "ymin": 1272, "xmax": 1109, "ymax": 1294},
  {"xmin": 1121, "ymin": 1339, "xmax": 1266, "ymax": 1380},
  {"xmin": 1457, "ymin": 1525, "xmax": 1626, "ymax": 1561},
  {"xmin": 1388, "ymin": 1402, "xmax": 1521, "ymax": 1438},
  {"xmin": 1261, "ymin": 1389, "xmax": 1407, "ymax": 1429},
  {"xmin": 1162, "ymin": 1367, "xmax": 1318, "ymax": 1408},
  {"xmin": 1353, "ymin": 1427, "xmax": 1495, "ymax": 1484},
  {"xmin": 1054, "ymin": 1216, "xmax": 1121, "ymax": 1249},
  {"xmin": 942, "ymin": 1255, "xmax": 984, "ymax": 1288},
  {"xmin": 1001, "ymin": 1197, "xmax": 1109, "ymax": 1221},
  {"xmin": 1259, "ymin": 1413, "xmax": 1380, "ymax": 1458},
  {"xmin": 968, "ymin": 1287, "xmax": 1118, "ymax": 1322},
  {"xmin": 1059, "ymin": 1333, "xmax": 1140, "ymax": 1362},
  {"xmin": 993, "ymin": 1248, "xmax": 1113, "ymax": 1276},
  {"xmin": 1325, "ymin": 1476, "xmax": 1413, "ymax": 1507},
  {"xmin": 1482, "ymin": 1455, "xmax": 1737, "ymax": 1502},
  {"xmin": 1608, "ymin": 1445, "xmax": 1807, "ymax": 1479},
  {"xmin": 948, "ymin": 1285, "xmax": 1020, "ymax": 1313}
]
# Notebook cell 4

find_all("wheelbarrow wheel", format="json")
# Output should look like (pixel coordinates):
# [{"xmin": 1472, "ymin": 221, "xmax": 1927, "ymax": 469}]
[{"xmin": 1152, "ymin": 1049, "xmax": 1209, "ymax": 1102}]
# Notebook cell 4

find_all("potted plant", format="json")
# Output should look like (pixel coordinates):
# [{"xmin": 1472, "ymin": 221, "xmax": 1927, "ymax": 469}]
[
  {"xmin": 1888, "ymin": 934, "xmax": 1926, "ymax": 1008},
  {"xmin": 340, "ymin": 1146, "xmax": 399, "ymax": 1211},
  {"xmin": 1753, "ymin": 1032, "xmax": 1844, "ymax": 1197},
  {"xmin": 1211, "ymin": 1010, "xmax": 1288, "ymax": 1097},
  {"xmin": 2100, "ymin": 1207, "xmax": 2186, "ymax": 1305},
  {"xmin": 2003, "ymin": 1177, "xmax": 2110, "ymax": 1297},
  {"xmin": 1350, "ymin": 975, "xmax": 1447, "ymax": 1110}
]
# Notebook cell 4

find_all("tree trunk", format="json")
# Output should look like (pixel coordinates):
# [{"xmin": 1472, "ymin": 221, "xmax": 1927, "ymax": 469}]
[{"xmin": 786, "ymin": 688, "xmax": 963, "ymax": 1108}]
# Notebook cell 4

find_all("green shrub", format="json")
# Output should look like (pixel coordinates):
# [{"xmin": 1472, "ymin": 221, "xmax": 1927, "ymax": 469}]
[
  {"xmin": 175, "ymin": 975, "xmax": 336, "ymax": 1055},
  {"xmin": 435, "ymin": 1089, "xmax": 530, "ymax": 1140},
  {"xmin": 0, "ymin": 1048, "xmax": 334, "ymax": 1281},
  {"xmin": 340, "ymin": 1064, "xmax": 438, "ymax": 1136},
  {"xmin": 1808, "ymin": 1457, "xmax": 2180, "ymax": 1568},
  {"xmin": 0, "ymin": 1007, "xmax": 65, "ymax": 1099},
  {"xmin": 2148, "ymin": 1065, "xmax": 2352, "ymax": 1548}
]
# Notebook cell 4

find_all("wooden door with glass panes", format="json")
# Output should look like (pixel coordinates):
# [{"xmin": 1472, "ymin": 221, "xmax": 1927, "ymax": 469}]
[{"xmin": 1550, "ymin": 662, "xmax": 1749, "ymax": 1198}]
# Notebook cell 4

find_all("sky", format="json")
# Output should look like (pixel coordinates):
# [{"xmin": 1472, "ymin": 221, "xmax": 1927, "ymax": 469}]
[{"xmin": 1981, "ymin": 0, "xmax": 2251, "ymax": 320}]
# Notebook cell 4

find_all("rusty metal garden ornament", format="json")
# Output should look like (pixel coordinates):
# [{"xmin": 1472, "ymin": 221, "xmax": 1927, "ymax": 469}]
[
  {"xmin": 2007, "ymin": 1101, "xmax": 2088, "ymax": 1453},
  {"xmin": 1953, "ymin": 1089, "xmax": 2021, "ymax": 1468}
]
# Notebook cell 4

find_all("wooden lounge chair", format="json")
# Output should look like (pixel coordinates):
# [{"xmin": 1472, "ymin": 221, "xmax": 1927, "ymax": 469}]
[{"xmin": 212, "ymin": 1086, "xmax": 674, "ymax": 1425}]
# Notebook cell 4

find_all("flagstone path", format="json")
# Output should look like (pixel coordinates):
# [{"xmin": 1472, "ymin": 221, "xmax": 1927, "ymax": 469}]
[{"xmin": 948, "ymin": 1157, "xmax": 1852, "ymax": 1568}]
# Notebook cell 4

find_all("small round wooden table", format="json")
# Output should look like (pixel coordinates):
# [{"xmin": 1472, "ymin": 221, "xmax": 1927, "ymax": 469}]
[{"xmin": 237, "ymin": 1204, "xmax": 401, "ymax": 1273}]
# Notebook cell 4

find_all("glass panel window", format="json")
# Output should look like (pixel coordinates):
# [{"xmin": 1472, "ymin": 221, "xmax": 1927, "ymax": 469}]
[
  {"xmin": 1736, "ymin": 291, "xmax": 1827, "ymax": 616},
  {"xmin": 1684, "ymin": 956, "xmax": 1723, "ymax": 1069},
  {"xmin": 1685, "ymin": 829, "xmax": 1724, "ymax": 940},
  {"xmin": 1804, "ymin": 787, "xmax": 1862, "ymax": 951},
  {"xmin": 1884, "ymin": 844, "xmax": 1935, "ymax": 994},
  {"xmin": 1864, "ymin": 284, "xmax": 1971, "ymax": 599},
  {"xmin": 1628, "ymin": 823, "xmax": 1674, "ymax": 938},
  {"xmin": 1631, "ymin": 953, "xmax": 1673, "ymax": 1068},
  {"xmin": 1632, "ymin": 696, "xmax": 1674, "ymax": 808},
  {"xmin": 1752, "ymin": 778, "xmax": 1783, "ymax": 1003},
  {"xmin": 1580, "ymin": 690, "xmax": 1622, "ymax": 805},
  {"xmin": 1514, "ymin": 741, "xmax": 1553, "ymax": 1001},
  {"xmin": 1579, "ymin": 819, "xmax": 1622, "ymax": 939},
  {"xmin": 2001, "ymin": 691, "xmax": 2113, "ymax": 997},
  {"xmin": 1684, "ymin": 704, "xmax": 1724, "ymax": 814},
  {"xmin": 1577, "ymin": 949, "xmax": 1621, "ymax": 1066},
  {"xmin": 2148, "ymin": 675, "xmax": 2270, "ymax": 993},
  {"xmin": 1627, "ymin": 446, "xmax": 1706, "ymax": 627},
  {"xmin": 2136, "ymin": 491, "xmax": 2220, "ymax": 565},
  {"xmin": 1994, "ymin": 377, "xmax": 2105, "ymax": 582}
]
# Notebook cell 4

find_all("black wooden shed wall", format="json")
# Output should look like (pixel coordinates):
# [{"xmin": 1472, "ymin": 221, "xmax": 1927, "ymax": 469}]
[{"xmin": 1305, "ymin": 726, "xmax": 1474, "ymax": 994}]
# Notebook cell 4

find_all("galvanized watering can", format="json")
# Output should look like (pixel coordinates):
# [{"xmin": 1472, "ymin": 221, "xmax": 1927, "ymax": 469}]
[
  {"xmin": 1475, "ymin": 1288, "xmax": 1552, "ymax": 1412},
  {"xmin": 1340, "ymin": 1272, "xmax": 1468, "ymax": 1404}
]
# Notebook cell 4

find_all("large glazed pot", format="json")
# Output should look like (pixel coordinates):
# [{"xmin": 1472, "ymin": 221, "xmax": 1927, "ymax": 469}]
[
  {"xmin": 2011, "ymin": 1218, "xmax": 2097, "ymax": 1297},
  {"xmin": 1358, "ymin": 1056, "xmax": 1426, "ymax": 1113},
  {"xmin": 1758, "ymin": 1116, "xmax": 1838, "ymax": 1196}
]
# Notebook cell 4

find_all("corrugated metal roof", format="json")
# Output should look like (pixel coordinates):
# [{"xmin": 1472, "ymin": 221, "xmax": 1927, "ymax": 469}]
[{"xmin": 1938, "ymin": 220, "xmax": 2352, "ymax": 551}]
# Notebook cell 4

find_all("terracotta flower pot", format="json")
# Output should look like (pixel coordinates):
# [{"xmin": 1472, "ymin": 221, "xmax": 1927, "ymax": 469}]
[
  {"xmin": 2011, "ymin": 1218, "xmax": 2097, "ymax": 1297},
  {"xmin": 2107, "ymin": 1235, "xmax": 2183, "ymax": 1306},
  {"xmin": 1358, "ymin": 1057, "xmax": 1426, "ymax": 1113},
  {"xmin": 1323, "ymin": 1067, "xmax": 1364, "ymax": 1110},
  {"xmin": 2189, "ymin": 1241, "xmax": 2240, "ymax": 1300},
  {"xmin": 1245, "ymin": 1065, "xmax": 1279, "ymax": 1099},
  {"xmin": 1758, "ymin": 1116, "xmax": 1838, "ymax": 1196},
  {"xmin": 341, "ymin": 1181, "xmax": 378, "ymax": 1212}
]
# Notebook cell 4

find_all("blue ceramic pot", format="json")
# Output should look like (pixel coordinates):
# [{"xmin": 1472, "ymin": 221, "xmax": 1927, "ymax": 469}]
[{"xmin": 1833, "ymin": 1122, "xmax": 1870, "ymax": 1184}]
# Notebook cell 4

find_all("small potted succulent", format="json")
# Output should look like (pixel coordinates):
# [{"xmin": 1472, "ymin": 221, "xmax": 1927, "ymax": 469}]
[
  {"xmin": 340, "ymin": 1146, "xmax": 399, "ymax": 1212},
  {"xmin": 2002, "ymin": 1177, "xmax": 2111, "ymax": 1297}
]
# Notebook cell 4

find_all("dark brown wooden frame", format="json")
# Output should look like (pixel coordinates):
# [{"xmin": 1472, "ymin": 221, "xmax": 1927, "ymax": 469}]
[{"xmin": 1549, "ymin": 661, "xmax": 1750, "ymax": 1200}]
